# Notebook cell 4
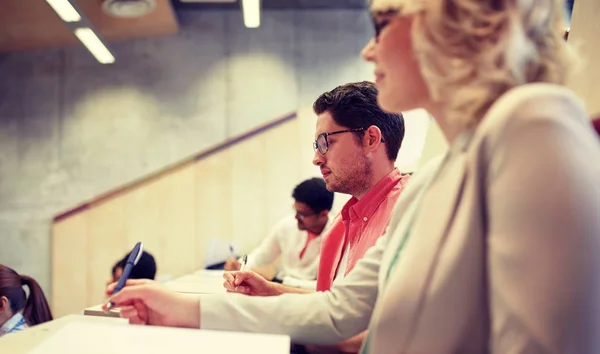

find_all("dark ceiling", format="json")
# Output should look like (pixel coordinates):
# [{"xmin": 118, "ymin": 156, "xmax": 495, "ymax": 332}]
[
  {"xmin": 171, "ymin": 0, "xmax": 368, "ymax": 10},
  {"xmin": 172, "ymin": 0, "xmax": 575, "ymax": 15}
]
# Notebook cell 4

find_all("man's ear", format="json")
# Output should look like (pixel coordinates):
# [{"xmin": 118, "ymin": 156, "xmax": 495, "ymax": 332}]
[
  {"xmin": 364, "ymin": 125, "xmax": 383, "ymax": 151},
  {"xmin": 319, "ymin": 210, "xmax": 330, "ymax": 218}
]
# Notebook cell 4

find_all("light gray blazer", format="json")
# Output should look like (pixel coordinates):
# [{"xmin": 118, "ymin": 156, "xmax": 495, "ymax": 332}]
[{"xmin": 201, "ymin": 83, "xmax": 600, "ymax": 353}]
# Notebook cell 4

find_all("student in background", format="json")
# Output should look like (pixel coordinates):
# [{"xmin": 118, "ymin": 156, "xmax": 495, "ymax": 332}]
[
  {"xmin": 225, "ymin": 178, "xmax": 334, "ymax": 289},
  {"xmin": 108, "ymin": 251, "xmax": 157, "ymax": 285},
  {"xmin": 0, "ymin": 265, "xmax": 53, "ymax": 336}
]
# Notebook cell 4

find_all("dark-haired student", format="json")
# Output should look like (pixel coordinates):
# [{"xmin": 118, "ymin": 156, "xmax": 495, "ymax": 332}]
[
  {"xmin": 225, "ymin": 178, "xmax": 334, "ymax": 289},
  {"xmin": 108, "ymin": 250, "xmax": 157, "ymax": 286},
  {"xmin": 0, "ymin": 265, "xmax": 53, "ymax": 336}
]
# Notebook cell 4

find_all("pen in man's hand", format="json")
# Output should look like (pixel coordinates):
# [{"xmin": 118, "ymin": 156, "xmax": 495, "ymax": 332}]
[
  {"xmin": 235, "ymin": 254, "xmax": 248, "ymax": 290},
  {"xmin": 105, "ymin": 242, "xmax": 144, "ymax": 312},
  {"xmin": 239, "ymin": 254, "xmax": 248, "ymax": 271}
]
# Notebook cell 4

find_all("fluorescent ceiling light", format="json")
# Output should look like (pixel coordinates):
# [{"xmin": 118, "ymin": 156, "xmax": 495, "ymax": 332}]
[
  {"xmin": 46, "ymin": 0, "xmax": 82, "ymax": 22},
  {"xmin": 242, "ymin": 0, "xmax": 260, "ymax": 28},
  {"xmin": 180, "ymin": 0, "xmax": 235, "ymax": 2},
  {"xmin": 74, "ymin": 28, "xmax": 115, "ymax": 64}
]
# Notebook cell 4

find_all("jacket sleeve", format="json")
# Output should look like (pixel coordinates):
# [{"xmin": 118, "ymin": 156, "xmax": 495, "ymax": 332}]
[
  {"xmin": 485, "ymin": 89, "xmax": 600, "ymax": 353},
  {"xmin": 199, "ymin": 233, "xmax": 387, "ymax": 344}
]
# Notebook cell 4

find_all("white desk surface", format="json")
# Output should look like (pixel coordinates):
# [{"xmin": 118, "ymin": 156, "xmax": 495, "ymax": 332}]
[
  {"xmin": 165, "ymin": 269, "xmax": 226, "ymax": 294},
  {"xmin": 0, "ymin": 314, "xmax": 290, "ymax": 354},
  {"xmin": 0, "ymin": 315, "xmax": 127, "ymax": 354},
  {"xmin": 192, "ymin": 269, "xmax": 225, "ymax": 277}
]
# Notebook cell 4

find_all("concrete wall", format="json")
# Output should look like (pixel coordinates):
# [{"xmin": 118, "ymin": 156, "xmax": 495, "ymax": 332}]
[{"xmin": 0, "ymin": 9, "xmax": 375, "ymax": 296}]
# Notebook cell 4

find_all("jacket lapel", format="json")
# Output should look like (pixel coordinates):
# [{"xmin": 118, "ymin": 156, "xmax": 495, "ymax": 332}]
[
  {"xmin": 377, "ymin": 155, "xmax": 446, "ymax": 283},
  {"xmin": 374, "ymin": 147, "xmax": 470, "ymax": 351}
]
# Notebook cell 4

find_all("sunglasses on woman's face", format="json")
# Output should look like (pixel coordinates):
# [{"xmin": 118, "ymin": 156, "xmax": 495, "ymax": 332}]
[{"xmin": 371, "ymin": 10, "xmax": 398, "ymax": 42}]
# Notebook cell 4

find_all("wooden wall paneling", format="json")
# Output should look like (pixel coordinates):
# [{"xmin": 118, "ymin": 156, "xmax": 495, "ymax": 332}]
[
  {"xmin": 296, "ymin": 107, "xmax": 321, "ymax": 181},
  {"xmin": 155, "ymin": 165, "xmax": 197, "ymax": 279},
  {"xmin": 0, "ymin": 0, "xmax": 178, "ymax": 53},
  {"xmin": 51, "ymin": 113, "xmax": 298, "ymax": 312},
  {"xmin": 74, "ymin": 0, "xmax": 179, "ymax": 41},
  {"xmin": 51, "ymin": 212, "xmax": 89, "ymax": 318},
  {"xmin": 86, "ymin": 195, "xmax": 128, "ymax": 308},
  {"xmin": 121, "ymin": 180, "xmax": 162, "ymax": 278},
  {"xmin": 418, "ymin": 118, "xmax": 448, "ymax": 170},
  {"xmin": 194, "ymin": 151, "xmax": 233, "ymax": 269},
  {"xmin": 229, "ymin": 136, "xmax": 267, "ymax": 253},
  {"xmin": 395, "ymin": 109, "xmax": 432, "ymax": 173},
  {"xmin": 263, "ymin": 119, "xmax": 302, "ymax": 228}
]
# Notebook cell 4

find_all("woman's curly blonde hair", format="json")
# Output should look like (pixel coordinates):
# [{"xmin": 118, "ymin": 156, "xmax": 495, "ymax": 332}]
[{"xmin": 372, "ymin": 0, "xmax": 572, "ymax": 127}]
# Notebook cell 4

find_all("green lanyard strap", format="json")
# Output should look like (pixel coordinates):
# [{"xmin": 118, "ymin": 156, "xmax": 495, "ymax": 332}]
[{"xmin": 359, "ymin": 154, "xmax": 449, "ymax": 354}]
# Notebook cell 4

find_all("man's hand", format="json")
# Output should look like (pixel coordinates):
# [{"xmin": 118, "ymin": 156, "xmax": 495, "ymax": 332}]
[
  {"xmin": 222, "ymin": 271, "xmax": 282, "ymax": 296},
  {"xmin": 224, "ymin": 258, "xmax": 241, "ymax": 271},
  {"xmin": 104, "ymin": 279, "xmax": 200, "ymax": 328}
]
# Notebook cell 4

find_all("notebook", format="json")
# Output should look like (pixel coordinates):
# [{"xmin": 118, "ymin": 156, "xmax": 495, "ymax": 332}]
[{"xmin": 83, "ymin": 304, "xmax": 121, "ymax": 318}]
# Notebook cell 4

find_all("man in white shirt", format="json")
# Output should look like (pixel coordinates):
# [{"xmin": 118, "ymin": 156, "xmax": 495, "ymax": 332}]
[{"xmin": 224, "ymin": 178, "xmax": 334, "ymax": 289}]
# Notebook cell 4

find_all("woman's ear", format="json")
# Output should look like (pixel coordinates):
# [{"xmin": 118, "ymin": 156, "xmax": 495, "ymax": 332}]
[{"xmin": 0, "ymin": 296, "xmax": 8, "ymax": 311}]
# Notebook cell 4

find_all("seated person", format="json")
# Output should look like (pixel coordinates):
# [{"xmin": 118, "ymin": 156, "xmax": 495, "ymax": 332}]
[
  {"xmin": 224, "ymin": 81, "xmax": 409, "ymax": 353},
  {"xmin": 225, "ymin": 178, "xmax": 334, "ymax": 289},
  {"xmin": 108, "ymin": 250, "xmax": 157, "ymax": 285},
  {"xmin": 0, "ymin": 264, "xmax": 53, "ymax": 336}
]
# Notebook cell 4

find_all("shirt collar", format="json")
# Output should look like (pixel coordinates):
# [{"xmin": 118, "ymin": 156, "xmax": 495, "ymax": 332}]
[
  {"xmin": 341, "ymin": 168, "xmax": 403, "ymax": 222},
  {"xmin": 306, "ymin": 230, "xmax": 319, "ymax": 240},
  {"xmin": 0, "ymin": 312, "xmax": 26, "ymax": 335}
]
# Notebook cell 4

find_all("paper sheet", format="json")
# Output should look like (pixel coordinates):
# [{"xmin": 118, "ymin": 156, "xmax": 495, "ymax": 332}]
[
  {"xmin": 204, "ymin": 238, "xmax": 241, "ymax": 267},
  {"xmin": 30, "ymin": 321, "xmax": 289, "ymax": 354}
]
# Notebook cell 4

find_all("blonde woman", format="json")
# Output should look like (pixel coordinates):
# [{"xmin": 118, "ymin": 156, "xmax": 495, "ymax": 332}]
[{"xmin": 106, "ymin": 0, "xmax": 600, "ymax": 352}]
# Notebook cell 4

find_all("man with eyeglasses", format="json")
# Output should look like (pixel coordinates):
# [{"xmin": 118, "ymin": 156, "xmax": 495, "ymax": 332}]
[
  {"xmin": 224, "ymin": 178, "xmax": 334, "ymax": 289},
  {"xmin": 224, "ymin": 81, "xmax": 410, "ymax": 353}
]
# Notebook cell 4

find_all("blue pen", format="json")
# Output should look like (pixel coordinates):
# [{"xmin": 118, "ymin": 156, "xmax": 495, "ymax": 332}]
[{"xmin": 105, "ymin": 242, "xmax": 144, "ymax": 312}]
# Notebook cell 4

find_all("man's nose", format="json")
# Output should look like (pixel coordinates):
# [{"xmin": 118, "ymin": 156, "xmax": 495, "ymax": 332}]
[{"xmin": 313, "ymin": 150, "xmax": 325, "ymax": 166}]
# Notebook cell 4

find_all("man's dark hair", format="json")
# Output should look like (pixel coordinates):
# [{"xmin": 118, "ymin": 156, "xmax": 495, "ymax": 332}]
[
  {"xmin": 113, "ymin": 250, "xmax": 157, "ymax": 280},
  {"xmin": 292, "ymin": 178, "xmax": 334, "ymax": 213},
  {"xmin": 312, "ymin": 81, "xmax": 404, "ymax": 161}
]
